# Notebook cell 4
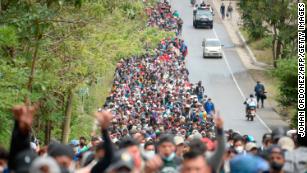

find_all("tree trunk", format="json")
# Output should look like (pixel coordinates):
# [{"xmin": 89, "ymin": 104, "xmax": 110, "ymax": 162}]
[
  {"xmin": 276, "ymin": 39, "xmax": 282, "ymax": 60},
  {"xmin": 27, "ymin": 20, "xmax": 40, "ymax": 92},
  {"xmin": 272, "ymin": 39, "xmax": 276, "ymax": 67},
  {"xmin": 44, "ymin": 120, "xmax": 52, "ymax": 145},
  {"xmin": 61, "ymin": 89, "xmax": 74, "ymax": 144},
  {"xmin": 272, "ymin": 25, "xmax": 278, "ymax": 68},
  {"xmin": 27, "ymin": 41, "xmax": 39, "ymax": 91}
]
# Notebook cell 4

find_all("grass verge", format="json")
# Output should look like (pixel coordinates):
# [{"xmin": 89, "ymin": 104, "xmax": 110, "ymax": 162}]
[{"xmin": 240, "ymin": 29, "xmax": 273, "ymax": 65}]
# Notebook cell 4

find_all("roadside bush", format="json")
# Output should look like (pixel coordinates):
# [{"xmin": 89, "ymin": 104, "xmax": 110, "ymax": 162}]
[
  {"xmin": 254, "ymin": 36, "xmax": 273, "ymax": 50},
  {"xmin": 272, "ymin": 58, "xmax": 299, "ymax": 127},
  {"xmin": 273, "ymin": 58, "xmax": 297, "ymax": 106},
  {"xmin": 262, "ymin": 36, "xmax": 273, "ymax": 48}
]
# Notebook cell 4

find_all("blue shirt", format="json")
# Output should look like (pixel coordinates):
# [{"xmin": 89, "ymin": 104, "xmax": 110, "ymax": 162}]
[
  {"xmin": 204, "ymin": 101, "xmax": 215, "ymax": 114},
  {"xmin": 254, "ymin": 84, "xmax": 265, "ymax": 95}
]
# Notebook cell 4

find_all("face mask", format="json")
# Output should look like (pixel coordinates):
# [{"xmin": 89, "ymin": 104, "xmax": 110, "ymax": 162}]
[
  {"xmin": 73, "ymin": 147, "xmax": 78, "ymax": 153},
  {"xmin": 140, "ymin": 143, "xmax": 145, "ymax": 149},
  {"xmin": 68, "ymin": 162, "xmax": 76, "ymax": 173},
  {"xmin": 271, "ymin": 161, "xmax": 284, "ymax": 171},
  {"xmin": 163, "ymin": 152, "xmax": 175, "ymax": 161},
  {"xmin": 227, "ymin": 141, "xmax": 233, "ymax": 147},
  {"xmin": 60, "ymin": 166, "xmax": 70, "ymax": 173},
  {"xmin": 60, "ymin": 162, "xmax": 75, "ymax": 173},
  {"xmin": 143, "ymin": 150, "xmax": 155, "ymax": 160},
  {"xmin": 112, "ymin": 138, "xmax": 118, "ymax": 143},
  {"xmin": 235, "ymin": 146, "xmax": 244, "ymax": 154},
  {"xmin": 0, "ymin": 166, "xmax": 5, "ymax": 172}
]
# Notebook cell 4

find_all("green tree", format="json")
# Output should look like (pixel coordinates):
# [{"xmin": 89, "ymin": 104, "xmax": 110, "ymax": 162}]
[
  {"xmin": 239, "ymin": 0, "xmax": 298, "ymax": 67},
  {"xmin": 239, "ymin": 1, "xmax": 266, "ymax": 40},
  {"xmin": 0, "ymin": 0, "xmax": 173, "ymax": 147},
  {"xmin": 272, "ymin": 58, "xmax": 301, "ymax": 128}
]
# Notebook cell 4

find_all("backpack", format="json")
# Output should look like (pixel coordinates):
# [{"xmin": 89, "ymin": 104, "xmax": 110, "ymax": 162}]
[{"xmin": 196, "ymin": 86, "xmax": 204, "ymax": 95}]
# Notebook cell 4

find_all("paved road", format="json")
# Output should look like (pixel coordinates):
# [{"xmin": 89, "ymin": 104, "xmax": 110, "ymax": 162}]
[{"xmin": 171, "ymin": 0, "xmax": 283, "ymax": 143}]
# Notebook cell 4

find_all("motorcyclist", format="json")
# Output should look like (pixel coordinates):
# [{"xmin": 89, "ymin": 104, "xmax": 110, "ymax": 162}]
[
  {"xmin": 190, "ymin": 0, "xmax": 196, "ymax": 6},
  {"xmin": 244, "ymin": 94, "xmax": 257, "ymax": 116},
  {"xmin": 193, "ymin": 4, "xmax": 199, "ymax": 16}
]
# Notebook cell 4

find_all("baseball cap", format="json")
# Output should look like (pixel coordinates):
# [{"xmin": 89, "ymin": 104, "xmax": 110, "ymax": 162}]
[
  {"xmin": 246, "ymin": 135, "xmax": 255, "ymax": 143},
  {"xmin": 174, "ymin": 136, "xmax": 184, "ymax": 145},
  {"xmin": 106, "ymin": 150, "xmax": 134, "ymax": 173},
  {"xmin": 245, "ymin": 142, "xmax": 258, "ymax": 152},
  {"xmin": 130, "ymin": 126, "xmax": 138, "ymax": 134},
  {"xmin": 286, "ymin": 129, "xmax": 297, "ymax": 137},
  {"xmin": 272, "ymin": 127, "xmax": 287, "ymax": 142},
  {"xmin": 278, "ymin": 136, "xmax": 295, "ymax": 151},
  {"xmin": 193, "ymin": 132, "xmax": 202, "ymax": 140},
  {"xmin": 48, "ymin": 143, "xmax": 74, "ymax": 159},
  {"xmin": 230, "ymin": 154, "xmax": 269, "ymax": 173},
  {"xmin": 70, "ymin": 140, "xmax": 79, "ymax": 147},
  {"xmin": 15, "ymin": 149, "xmax": 38, "ymax": 173},
  {"xmin": 192, "ymin": 129, "xmax": 198, "ymax": 134}
]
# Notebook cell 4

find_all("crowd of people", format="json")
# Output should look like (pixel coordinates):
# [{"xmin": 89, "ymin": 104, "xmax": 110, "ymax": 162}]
[
  {"xmin": 0, "ymin": 0, "xmax": 306, "ymax": 173},
  {"xmin": 146, "ymin": 2, "xmax": 183, "ymax": 36}
]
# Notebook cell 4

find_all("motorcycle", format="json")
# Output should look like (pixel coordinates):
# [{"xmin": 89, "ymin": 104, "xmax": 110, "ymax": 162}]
[
  {"xmin": 246, "ymin": 106, "xmax": 256, "ymax": 121},
  {"xmin": 244, "ymin": 101, "xmax": 256, "ymax": 121}
]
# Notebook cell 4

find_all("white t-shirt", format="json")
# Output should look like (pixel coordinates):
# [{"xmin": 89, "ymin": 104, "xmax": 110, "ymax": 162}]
[{"xmin": 246, "ymin": 98, "xmax": 257, "ymax": 107}]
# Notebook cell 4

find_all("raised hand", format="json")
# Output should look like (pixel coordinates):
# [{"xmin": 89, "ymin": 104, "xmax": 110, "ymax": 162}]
[
  {"xmin": 214, "ymin": 111, "xmax": 224, "ymax": 130},
  {"xmin": 144, "ymin": 155, "xmax": 163, "ymax": 173},
  {"xmin": 12, "ymin": 101, "xmax": 39, "ymax": 133},
  {"xmin": 95, "ymin": 110, "xmax": 113, "ymax": 130}
]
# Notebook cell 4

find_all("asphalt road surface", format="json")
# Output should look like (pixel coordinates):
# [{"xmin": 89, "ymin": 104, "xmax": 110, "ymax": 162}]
[{"xmin": 171, "ymin": 0, "xmax": 286, "ymax": 143}]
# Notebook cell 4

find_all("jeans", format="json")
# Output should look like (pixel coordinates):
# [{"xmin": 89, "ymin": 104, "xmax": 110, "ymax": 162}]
[
  {"xmin": 256, "ymin": 95, "xmax": 264, "ymax": 107},
  {"xmin": 197, "ymin": 94, "xmax": 203, "ymax": 102}
]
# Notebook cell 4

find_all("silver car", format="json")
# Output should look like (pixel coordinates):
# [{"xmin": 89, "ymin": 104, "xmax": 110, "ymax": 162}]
[{"xmin": 202, "ymin": 38, "xmax": 223, "ymax": 58}]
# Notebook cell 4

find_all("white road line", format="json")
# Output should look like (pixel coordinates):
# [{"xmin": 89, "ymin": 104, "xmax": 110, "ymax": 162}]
[{"xmin": 212, "ymin": 28, "xmax": 272, "ymax": 132}]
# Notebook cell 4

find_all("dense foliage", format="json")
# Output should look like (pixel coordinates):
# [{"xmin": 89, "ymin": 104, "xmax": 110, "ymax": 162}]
[
  {"xmin": 239, "ymin": 0, "xmax": 298, "ymax": 67},
  {"xmin": 0, "ymin": 0, "xmax": 173, "ymax": 147},
  {"xmin": 273, "ymin": 59, "xmax": 297, "ymax": 107},
  {"xmin": 272, "ymin": 58, "xmax": 303, "ymax": 128},
  {"xmin": 239, "ymin": 1, "xmax": 305, "ymax": 127}
]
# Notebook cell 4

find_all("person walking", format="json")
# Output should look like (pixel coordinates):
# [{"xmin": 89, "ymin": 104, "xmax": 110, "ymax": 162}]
[
  {"xmin": 254, "ymin": 81, "xmax": 266, "ymax": 108},
  {"xmin": 204, "ymin": 98, "xmax": 215, "ymax": 118},
  {"xmin": 177, "ymin": 17, "xmax": 183, "ymax": 36},
  {"xmin": 195, "ymin": 81, "xmax": 205, "ymax": 102},
  {"xmin": 227, "ymin": 3, "xmax": 233, "ymax": 19},
  {"xmin": 220, "ymin": 3, "xmax": 226, "ymax": 20}
]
